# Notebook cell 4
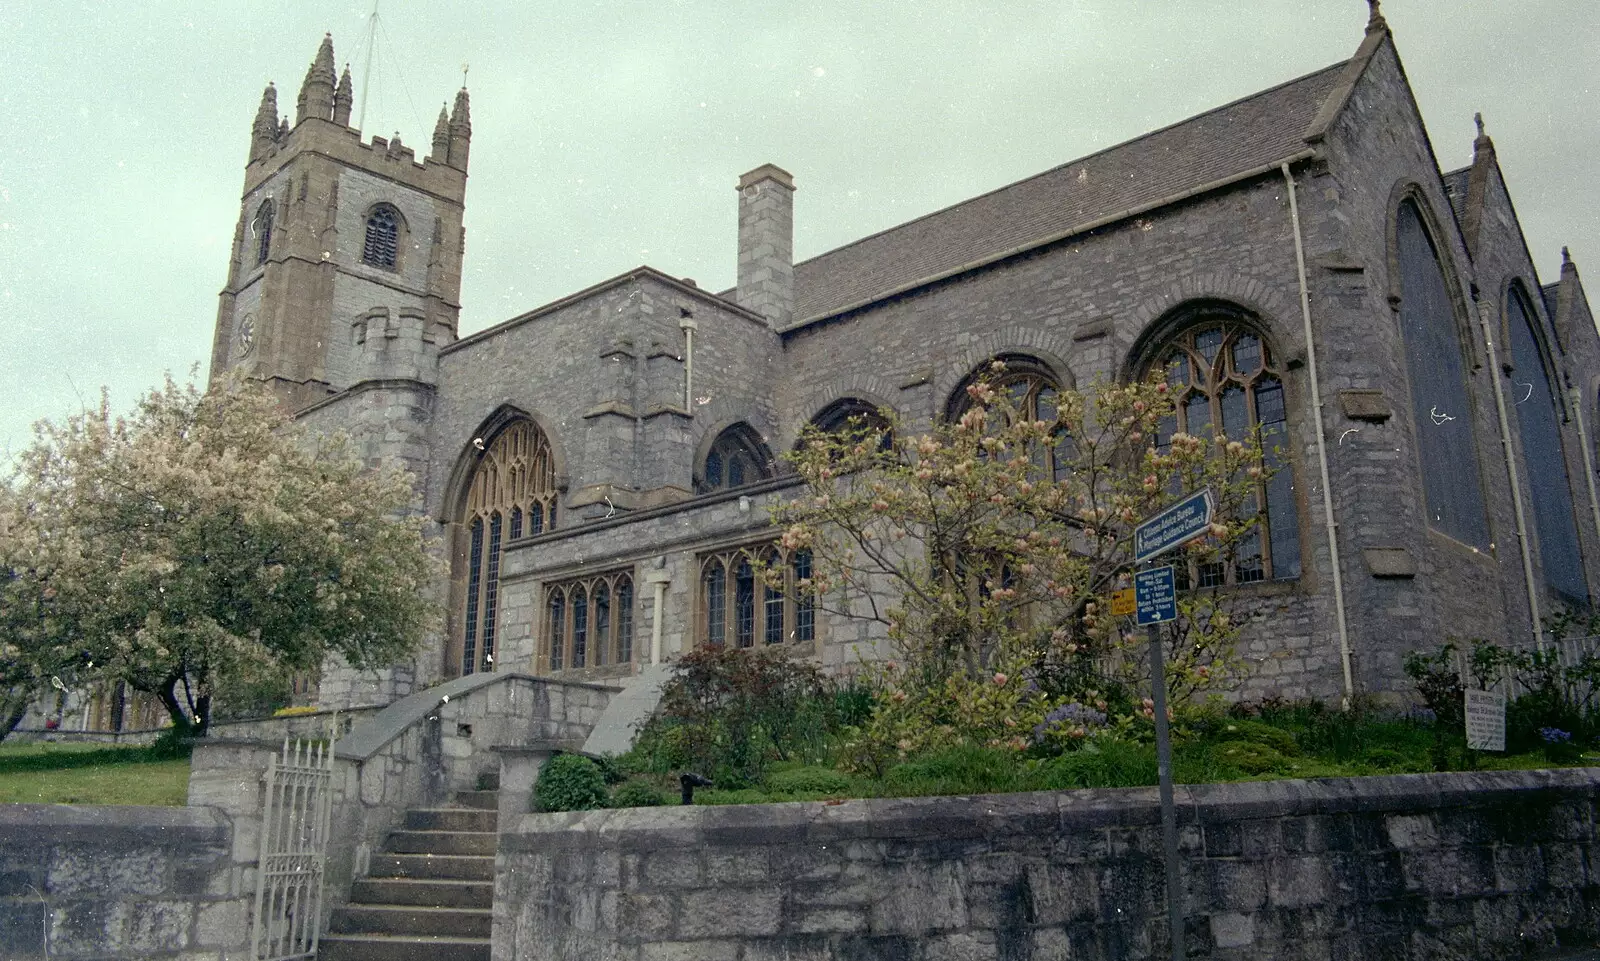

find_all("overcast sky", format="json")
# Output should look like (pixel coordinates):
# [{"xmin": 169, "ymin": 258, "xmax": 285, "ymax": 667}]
[{"xmin": 1, "ymin": 1, "xmax": 1595, "ymax": 463}]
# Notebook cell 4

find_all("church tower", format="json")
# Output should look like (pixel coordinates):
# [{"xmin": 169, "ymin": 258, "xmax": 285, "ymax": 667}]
[{"xmin": 210, "ymin": 34, "xmax": 471, "ymax": 413}]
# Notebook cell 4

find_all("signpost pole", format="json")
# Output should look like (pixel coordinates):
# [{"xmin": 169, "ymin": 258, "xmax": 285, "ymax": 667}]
[
  {"xmin": 1133, "ymin": 489, "xmax": 1211, "ymax": 961},
  {"xmin": 1148, "ymin": 615, "xmax": 1184, "ymax": 961}
]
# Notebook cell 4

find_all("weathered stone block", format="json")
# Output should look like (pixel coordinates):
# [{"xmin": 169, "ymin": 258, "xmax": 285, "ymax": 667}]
[{"xmin": 677, "ymin": 888, "xmax": 781, "ymax": 938}]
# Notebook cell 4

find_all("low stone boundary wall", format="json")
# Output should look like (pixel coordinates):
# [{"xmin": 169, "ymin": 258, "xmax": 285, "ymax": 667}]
[
  {"xmin": 0, "ymin": 805, "xmax": 245, "ymax": 960},
  {"xmin": 498, "ymin": 768, "xmax": 1600, "ymax": 960}
]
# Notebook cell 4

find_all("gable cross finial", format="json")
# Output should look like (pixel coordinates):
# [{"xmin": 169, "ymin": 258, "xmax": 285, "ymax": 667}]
[
  {"xmin": 1366, "ymin": 0, "xmax": 1386, "ymax": 30},
  {"xmin": 1474, "ymin": 112, "xmax": 1485, "ymax": 138},
  {"xmin": 1564, "ymin": 246, "xmax": 1573, "ymax": 266}
]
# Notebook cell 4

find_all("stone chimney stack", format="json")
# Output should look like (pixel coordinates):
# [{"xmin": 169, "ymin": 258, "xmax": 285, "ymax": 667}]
[{"xmin": 735, "ymin": 164, "xmax": 795, "ymax": 328}]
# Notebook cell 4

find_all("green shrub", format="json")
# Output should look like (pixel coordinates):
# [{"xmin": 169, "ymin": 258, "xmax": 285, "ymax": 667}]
[
  {"xmin": 1034, "ymin": 740, "xmax": 1156, "ymax": 789},
  {"xmin": 884, "ymin": 744, "xmax": 1025, "ymax": 795},
  {"xmin": 534, "ymin": 754, "xmax": 607, "ymax": 812},
  {"xmin": 766, "ymin": 765, "xmax": 853, "ymax": 796},
  {"xmin": 608, "ymin": 780, "xmax": 667, "ymax": 808},
  {"xmin": 627, "ymin": 644, "xmax": 839, "ymax": 784},
  {"xmin": 1360, "ymin": 747, "xmax": 1414, "ymax": 771},
  {"xmin": 1211, "ymin": 739, "xmax": 1287, "ymax": 775},
  {"xmin": 1208, "ymin": 719, "xmax": 1298, "ymax": 756}
]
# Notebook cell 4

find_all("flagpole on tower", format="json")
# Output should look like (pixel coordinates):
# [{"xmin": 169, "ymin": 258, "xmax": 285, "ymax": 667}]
[{"xmin": 357, "ymin": 0, "xmax": 380, "ymax": 133}]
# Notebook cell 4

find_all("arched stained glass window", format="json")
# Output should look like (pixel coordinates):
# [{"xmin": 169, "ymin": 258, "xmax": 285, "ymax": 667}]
[
  {"xmin": 699, "ymin": 545, "xmax": 818, "ymax": 648},
  {"xmin": 362, "ymin": 204, "xmax": 401, "ymax": 270},
  {"xmin": 699, "ymin": 424, "xmax": 774, "ymax": 493},
  {"xmin": 1149, "ymin": 318, "xmax": 1301, "ymax": 584},
  {"xmin": 456, "ymin": 420, "xmax": 559, "ymax": 676},
  {"xmin": 1396, "ymin": 200, "xmax": 1489, "ymax": 547},
  {"xmin": 251, "ymin": 200, "xmax": 274, "ymax": 266},
  {"xmin": 1507, "ymin": 285, "xmax": 1587, "ymax": 603},
  {"xmin": 543, "ymin": 571, "xmax": 637, "ymax": 673},
  {"xmin": 948, "ymin": 356, "xmax": 1073, "ymax": 483}
]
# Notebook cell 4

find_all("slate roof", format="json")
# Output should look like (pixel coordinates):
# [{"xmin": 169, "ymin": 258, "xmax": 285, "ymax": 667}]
[
  {"xmin": 1442, "ymin": 167, "xmax": 1472, "ymax": 223},
  {"xmin": 786, "ymin": 60, "xmax": 1351, "ymax": 327}
]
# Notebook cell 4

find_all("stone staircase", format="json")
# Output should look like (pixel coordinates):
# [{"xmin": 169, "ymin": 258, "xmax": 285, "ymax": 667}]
[{"xmin": 318, "ymin": 778, "xmax": 499, "ymax": 961}]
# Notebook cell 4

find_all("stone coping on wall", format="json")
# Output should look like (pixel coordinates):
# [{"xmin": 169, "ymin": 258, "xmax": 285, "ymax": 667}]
[
  {"xmin": 333, "ymin": 671, "xmax": 620, "ymax": 761},
  {"xmin": 0, "ymin": 803, "xmax": 230, "ymax": 846},
  {"xmin": 504, "ymin": 767, "xmax": 1600, "ymax": 853}
]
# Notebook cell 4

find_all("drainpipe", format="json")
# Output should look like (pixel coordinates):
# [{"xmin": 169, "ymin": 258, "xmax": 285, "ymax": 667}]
[
  {"xmin": 679, "ymin": 316, "xmax": 697, "ymax": 412},
  {"xmin": 645, "ymin": 568, "xmax": 671, "ymax": 664},
  {"xmin": 1568, "ymin": 387, "xmax": 1600, "ymax": 591},
  {"xmin": 1281, "ymin": 162, "xmax": 1355, "ymax": 705},
  {"xmin": 1476, "ymin": 294, "xmax": 1542, "ymax": 644}
]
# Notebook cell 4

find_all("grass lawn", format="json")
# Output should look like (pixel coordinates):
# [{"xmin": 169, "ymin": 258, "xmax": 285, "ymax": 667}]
[{"xmin": 0, "ymin": 740, "xmax": 191, "ymax": 806}]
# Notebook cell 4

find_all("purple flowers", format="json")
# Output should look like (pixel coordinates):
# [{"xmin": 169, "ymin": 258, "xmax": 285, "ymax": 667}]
[
  {"xmin": 1033, "ymin": 702, "xmax": 1108, "ymax": 743},
  {"xmin": 1539, "ymin": 727, "xmax": 1572, "ymax": 744}
]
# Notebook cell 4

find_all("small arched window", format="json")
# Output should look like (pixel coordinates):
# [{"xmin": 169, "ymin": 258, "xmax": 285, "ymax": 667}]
[
  {"xmin": 699, "ymin": 424, "xmax": 774, "ymax": 493},
  {"xmin": 805, "ymin": 398, "xmax": 894, "ymax": 456},
  {"xmin": 1148, "ymin": 317, "xmax": 1301, "ymax": 584},
  {"xmin": 251, "ymin": 201, "xmax": 274, "ymax": 266},
  {"xmin": 1396, "ymin": 198, "xmax": 1489, "ymax": 547},
  {"xmin": 948, "ymin": 355, "xmax": 1072, "ymax": 482},
  {"xmin": 456, "ymin": 420, "xmax": 559, "ymax": 676},
  {"xmin": 1507, "ymin": 284, "xmax": 1587, "ymax": 603},
  {"xmin": 362, "ymin": 204, "xmax": 402, "ymax": 270}
]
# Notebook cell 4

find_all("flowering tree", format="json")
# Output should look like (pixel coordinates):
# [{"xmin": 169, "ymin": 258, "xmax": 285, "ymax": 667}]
[
  {"xmin": 779, "ymin": 363, "xmax": 1269, "ymax": 767},
  {"xmin": 0, "ymin": 376, "xmax": 437, "ymax": 738}
]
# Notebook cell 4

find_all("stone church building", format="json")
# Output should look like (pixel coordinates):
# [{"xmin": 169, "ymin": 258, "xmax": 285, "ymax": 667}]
[{"xmin": 208, "ymin": 9, "xmax": 1600, "ymax": 715}]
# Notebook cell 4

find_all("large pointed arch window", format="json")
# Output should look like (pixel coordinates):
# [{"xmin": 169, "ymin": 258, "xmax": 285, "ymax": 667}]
[
  {"xmin": 1507, "ymin": 284, "xmax": 1587, "ymax": 603},
  {"xmin": 457, "ymin": 421, "xmax": 558, "ymax": 676},
  {"xmin": 1396, "ymin": 199, "xmax": 1489, "ymax": 548},
  {"xmin": 1148, "ymin": 318, "xmax": 1301, "ymax": 585}
]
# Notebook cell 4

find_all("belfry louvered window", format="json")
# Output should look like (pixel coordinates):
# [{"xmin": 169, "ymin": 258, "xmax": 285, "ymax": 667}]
[
  {"xmin": 457, "ymin": 421, "xmax": 559, "ymax": 676},
  {"xmin": 1396, "ymin": 199, "xmax": 1489, "ymax": 548},
  {"xmin": 252, "ymin": 200, "xmax": 274, "ymax": 266},
  {"xmin": 1506, "ymin": 284, "xmax": 1587, "ymax": 603},
  {"xmin": 1148, "ymin": 319, "xmax": 1301, "ymax": 585},
  {"xmin": 362, "ymin": 204, "xmax": 400, "ymax": 270}
]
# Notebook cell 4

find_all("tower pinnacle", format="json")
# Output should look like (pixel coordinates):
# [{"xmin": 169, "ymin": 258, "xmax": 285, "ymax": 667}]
[
  {"xmin": 432, "ymin": 105, "xmax": 451, "ymax": 162},
  {"xmin": 448, "ymin": 87, "xmax": 472, "ymax": 170},
  {"xmin": 334, "ymin": 64, "xmax": 354, "ymax": 127},
  {"xmin": 250, "ymin": 82, "xmax": 280, "ymax": 162},
  {"xmin": 297, "ymin": 33, "xmax": 338, "ymax": 125}
]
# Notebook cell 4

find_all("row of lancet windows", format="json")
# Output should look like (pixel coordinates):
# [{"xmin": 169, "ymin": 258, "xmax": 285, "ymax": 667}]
[{"xmin": 246, "ymin": 199, "xmax": 402, "ymax": 271}]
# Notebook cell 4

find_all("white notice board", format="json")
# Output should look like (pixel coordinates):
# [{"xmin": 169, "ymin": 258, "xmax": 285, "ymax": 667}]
[{"xmin": 1464, "ymin": 689, "xmax": 1506, "ymax": 752}]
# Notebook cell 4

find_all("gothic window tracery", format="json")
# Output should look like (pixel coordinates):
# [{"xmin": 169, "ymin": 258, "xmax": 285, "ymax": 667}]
[
  {"xmin": 699, "ymin": 545, "xmax": 816, "ymax": 648},
  {"xmin": 948, "ymin": 355, "xmax": 1072, "ymax": 483},
  {"xmin": 699, "ymin": 424, "xmax": 774, "ymax": 493},
  {"xmin": 1395, "ymin": 198, "xmax": 1490, "ymax": 548},
  {"xmin": 544, "ymin": 571, "xmax": 635, "ymax": 672},
  {"xmin": 1506, "ymin": 284, "xmax": 1587, "ymax": 603},
  {"xmin": 362, "ymin": 204, "xmax": 402, "ymax": 270},
  {"xmin": 1148, "ymin": 317, "xmax": 1301, "ymax": 585},
  {"xmin": 457, "ymin": 421, "xmax": 558, "ymax": 676},
  {"xmin": 252, "ymin": 200, "xmax": 274, "ymax": 266}
]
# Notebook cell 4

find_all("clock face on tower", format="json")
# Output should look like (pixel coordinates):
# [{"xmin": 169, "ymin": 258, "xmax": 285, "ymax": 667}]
[{"xmin": 237, "ymin": 315, "xmax": 255, "ymax": 357}]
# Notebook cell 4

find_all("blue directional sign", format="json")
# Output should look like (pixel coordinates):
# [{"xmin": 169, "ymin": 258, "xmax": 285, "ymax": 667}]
[
  {"xmin": 1133, "ymin": 488, "xmax": 1215, "ymax": 565},
  {"xmin": 1135, "ymin": 565, "xmax": 1177, "ymax": 625}
]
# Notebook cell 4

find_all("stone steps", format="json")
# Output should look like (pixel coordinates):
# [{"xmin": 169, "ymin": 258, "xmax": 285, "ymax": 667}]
[{"xmin": 318, "ymin": 787, "xmax": 497, "ymax": 961}]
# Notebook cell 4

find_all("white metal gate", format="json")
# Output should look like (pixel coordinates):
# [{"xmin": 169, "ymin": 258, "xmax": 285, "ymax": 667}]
[{"xmin": 251, "ymin": 734, "xmax": 336, "ymax": 960}]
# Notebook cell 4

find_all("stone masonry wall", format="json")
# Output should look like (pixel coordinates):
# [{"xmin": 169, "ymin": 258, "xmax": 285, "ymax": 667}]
[
  {"xmin": 0, "ymin": 805, "xmax": 246, "ymax": 960},
  {"xmin": 498, "ymin": 768, "xmax": 1600, "ymax": 961}
]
